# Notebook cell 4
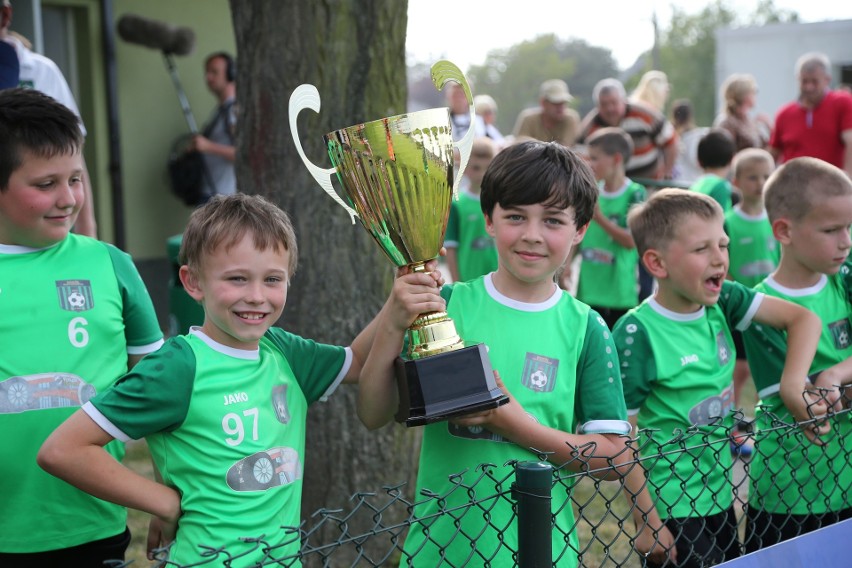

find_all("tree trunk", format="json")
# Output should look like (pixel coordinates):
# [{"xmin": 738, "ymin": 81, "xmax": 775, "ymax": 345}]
[{"xmin": 229, "ymin": 1, "xmax": 419, "ymax": 565}]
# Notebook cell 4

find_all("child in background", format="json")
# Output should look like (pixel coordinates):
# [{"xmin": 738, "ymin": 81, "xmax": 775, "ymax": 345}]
[
  {"xmin": 742, "ymin": 157, "xmax": 852, "ymax": 552},
  {"xmin": 38, "ymin": 194, "xmax": 446, "ymax": 566},
  {"xmin": 724, "ymin": 148, "xmax": 779, "ymax": 454},
  {"xmin": 576, "ymin": 127, "xmax": 646, "ymax": 330},
  {"xmin": 444, "ymin": 136, "xmax": 499, "ymax": 282},
  {"xmin": 690, "ymin": 128, "xmax": 737, "ymax": 212},
  {"xmin": 0, "ymin": 88, "xmax": 164, "ymax": 565},
  {"xmin": 614, "ymin": 189, "xmax": 820, "ymax": 567},
  {"xmin": 358, "ymin": 141, "xmax": 631, "ymax": 567}
]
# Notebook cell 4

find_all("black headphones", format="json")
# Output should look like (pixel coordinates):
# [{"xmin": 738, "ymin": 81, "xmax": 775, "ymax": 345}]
[{"xmin": 207, "ymin": 51, "xmax": 236, "ymax": 83}]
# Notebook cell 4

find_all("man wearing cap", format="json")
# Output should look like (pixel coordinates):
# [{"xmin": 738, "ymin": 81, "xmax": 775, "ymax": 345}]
[
  {"xmin": 511, "ymin": 79, "xmax": 580, "ymax": 147},
  {"xmin": 577, "ymin": 77, "xmax": 678, "ymax": 180}
]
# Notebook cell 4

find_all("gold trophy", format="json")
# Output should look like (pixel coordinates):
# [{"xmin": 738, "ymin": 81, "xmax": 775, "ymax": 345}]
[{"xmin": 288, "ymin": 61, "xmax": 508, "ymax": 426}]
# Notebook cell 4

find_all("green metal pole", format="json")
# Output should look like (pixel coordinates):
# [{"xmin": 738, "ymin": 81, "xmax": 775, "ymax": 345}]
[{"xmin": 513, "ymin": 461, "xmax": 553, "ymax": 567}]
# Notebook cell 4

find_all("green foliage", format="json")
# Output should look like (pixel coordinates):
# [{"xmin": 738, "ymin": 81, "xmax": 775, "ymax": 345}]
[{"xmin": 466, "ymin": 35, "xmax": 618, "ymax": 134}]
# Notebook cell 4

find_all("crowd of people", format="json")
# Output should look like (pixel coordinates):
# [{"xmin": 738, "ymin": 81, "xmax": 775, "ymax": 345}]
[{"xmin": 1, "ymin": 33, "xmax": 852, "ymax": 568}]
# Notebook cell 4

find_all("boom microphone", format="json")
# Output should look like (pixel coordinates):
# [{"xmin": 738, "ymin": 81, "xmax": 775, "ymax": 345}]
[{"xmin": 117, "ymin": 14, "xmax": 195, "ymax": 56}]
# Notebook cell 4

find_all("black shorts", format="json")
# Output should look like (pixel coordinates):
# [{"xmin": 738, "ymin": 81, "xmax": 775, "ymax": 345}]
[
  {"xmin": 588, "ymin": 305, "xmax": 629, "ymax": 332},
  {"xmin": 0, "ymin": 526, "xmax": 131, "ymax": 568},
  {"xmin": 646, "ymin": 507, "xmax": 741, "ymax": 568},
  {"xmin": 744, "ymin": 506, "xmax": 852, "ymax": 553}
]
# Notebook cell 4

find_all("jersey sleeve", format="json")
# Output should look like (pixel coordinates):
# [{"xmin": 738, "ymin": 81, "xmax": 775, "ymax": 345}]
[
  {"xmin": 612, "ymin": 313, "xmax": 656, "ymax": 415},
  {"xmin": 86, "ymin": 337, "xmax": 196, "ymax": 441},
  {"xmin": 444, "ymin": 202, "xmax": 460, "ymax": 248},
  {"xmin": 718, "ymin": 280, "xmax": 763, "ymax": 331},
  {"xmin": 624, "ymin": 185, "xmax": 647, "ymax": 229},
  {"xmin": 265, "ymin": 328, "xmax": 347, "ymax": 404},
  {"xmin": 574, "ymin": 311, "xmax": 631, "ymax": 434},
  {"xmin": 105, "ymin": 243, "xmax": 164, "ymax": 354}
]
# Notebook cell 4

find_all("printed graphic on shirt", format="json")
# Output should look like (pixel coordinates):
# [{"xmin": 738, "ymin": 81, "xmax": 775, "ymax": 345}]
[
  {"xmin": 829, "ymin": 318, "xmax": 852, "ymax": 350},
  {"xmin": 271, "ymin": 384, "xmax": 291, "ymax": 424},
  {"xmin": 716, "ymin": 331, "xmax": 731, "ymax": 366},
  {"xmin": 581, "ymin": 248, "xmax": 615, "ymax": 265},
  {"xmin": 56, "ymin": 279, "xmax": 94, "ymax": 312},
  {"xmin": 471, "ymin": 236, "xmax": 494, "ymax": 250},
  {"xmin": 688, "ymin": 385, "xmax": 733, "ymax": 426},
  {"xmin": 522, "ymin": 353, "xmax": 559, "ymax": 393},
  {"xmin": 0, "ymin": 372, "xmax": 95, "ymax": 414},
  {"xmin": 226, "ymin": 446, "xmax": 301, "ymax": 492},
  {"xmin": 740, "ymin": 260, "xmax": 777, "ymax": 278}
]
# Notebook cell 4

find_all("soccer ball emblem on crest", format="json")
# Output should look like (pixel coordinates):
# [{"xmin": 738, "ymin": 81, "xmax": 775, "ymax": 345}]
[
  {"xmin": 529, "ymin": 370, "xmax": 548, "ymax": 389},
  {"xmin": 67, "ymin": 292, "xmax": 86, "ymax": 309}
]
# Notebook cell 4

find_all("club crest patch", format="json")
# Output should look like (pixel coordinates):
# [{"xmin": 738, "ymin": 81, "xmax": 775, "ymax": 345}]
[
  {"xmin": 522, "ymin": 352, "xmax": 558, "ymax": 393},
  {"xmin": 56, "ymin": 280, "xmax": 93, "ymax": 312},
  {"xmin": 716, "ymin": 331, "xmax": 731, "ymax": 366},
  {"xmin": 271, "ymin": 384, "xmax": 290, "ymax": 424},
  {"xmin": 829, "ymin": 318, "xmax": 852, "ymax": 350}
]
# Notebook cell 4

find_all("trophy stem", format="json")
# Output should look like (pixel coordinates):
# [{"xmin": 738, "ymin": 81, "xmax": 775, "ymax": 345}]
[{"xmin": 404, "ymin": 261, "xmax": 464, "ymax": 359}]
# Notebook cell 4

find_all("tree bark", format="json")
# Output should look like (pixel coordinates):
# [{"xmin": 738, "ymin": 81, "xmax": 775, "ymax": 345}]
[{"xmin": 229, "ymin": 1, "xmax": 418, "ymax": 565}]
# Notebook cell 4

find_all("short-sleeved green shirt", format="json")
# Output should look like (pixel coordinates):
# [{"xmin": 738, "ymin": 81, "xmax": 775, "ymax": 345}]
[
  {"xmin": 0, "ymin": 235, "xmax": 163, "ymax": 553},
  {"xmin": 724, "ymin": 207, "xmax": 780, "ymax": 288},
  {"xmin": 690, "ymin": 174, "xmax": 733, "ymax": 212},
  {"xmin": 577, "ymin": 180, "xmax": 646, "ymax": 309},
  {"xmin": 86, "ymin": 328, "xmax": 348, "ymax": 565},
  {"xmin": 742, "ymin": 271, "xmax": 852, "ymax": 514},
  {"xmin": 614, "ymin": 281, "xmax": 762, "ymax": 519},
  {"xmin": 403, "ymin": 275, "xmax": 631, "ymax": 567},
  {"xmin": 444, "ymin": 188, "xmax": 498, "ymax": 282}
]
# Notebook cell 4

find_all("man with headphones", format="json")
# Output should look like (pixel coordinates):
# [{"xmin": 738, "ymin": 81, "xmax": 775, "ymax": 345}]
[{"xmin": 190, "ymin": 51, "xmax": 237, "ymax": 197}]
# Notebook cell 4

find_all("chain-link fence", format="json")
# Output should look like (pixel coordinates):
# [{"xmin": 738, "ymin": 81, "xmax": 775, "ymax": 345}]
[{"xmin": 112, "ymin": 400, "xmax": 851, "ymax": 568}]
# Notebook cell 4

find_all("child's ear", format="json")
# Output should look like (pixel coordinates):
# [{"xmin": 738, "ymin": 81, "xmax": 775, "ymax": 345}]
[
  {"xmin": 179, "ymin": 265, "xmax": 204, "ymax": 302},
  {"xmin": 572, "ymin": 222, "xmax": 590, "ymax": 245},
  {"xmin": 642, "ymin": 248, "xmax": 668, "ymax": 279},
  {"xmin": 772, "ymin": 218, "xmax": 792, "ymax": 244},
  {"xmin": 484, "ymin": 213, "xmax": 495, "ymax": 237}
]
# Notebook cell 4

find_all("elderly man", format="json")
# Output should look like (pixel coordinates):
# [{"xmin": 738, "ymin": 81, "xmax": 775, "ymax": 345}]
[
  {"xmin": 511, "ymin": 79, "xmax": 580, "ymax": 147},
  {"xmin": 770, "ymin": 52, "xmax": 852, "ymax": 178},
  {"xmin": 578, "ymin": 78, "xmax": 677, "ymax": 180}
]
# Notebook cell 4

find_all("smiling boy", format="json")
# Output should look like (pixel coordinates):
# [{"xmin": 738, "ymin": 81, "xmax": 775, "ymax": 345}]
[
  {"xmin": 38, "ymin": 194, "xmax": 446, "ymax": 566},
  {"xmin": 358, "ymin": 140, "xmax": 632, "ymax": 567},
  {"xmin": 613, "ymin": 189, "xmax": 820, "ymax": 567}
]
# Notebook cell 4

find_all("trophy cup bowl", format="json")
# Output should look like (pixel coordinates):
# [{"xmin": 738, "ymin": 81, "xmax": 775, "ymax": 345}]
[{"xmin": 288, "ymin": 61, "xmax": 508, "ymax": 426}]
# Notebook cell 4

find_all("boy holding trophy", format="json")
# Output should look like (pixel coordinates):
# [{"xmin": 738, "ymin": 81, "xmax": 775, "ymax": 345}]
[{"xmin": 358, "ymin": 140, "xmax": 632, "ymax": 566}]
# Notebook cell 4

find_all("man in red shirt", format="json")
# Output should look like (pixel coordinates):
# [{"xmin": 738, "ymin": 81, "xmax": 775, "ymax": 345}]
[{"xmin": 770, "ymin": 52, "xmax": 852, "ymax": 178}]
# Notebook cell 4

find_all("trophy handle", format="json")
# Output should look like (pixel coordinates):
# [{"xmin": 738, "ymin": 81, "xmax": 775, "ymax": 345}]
[
  {"xmin": 431, "ymin": 60, "xmax": 475, "ymax": 198},
  {"xmin": 288, "ymin": 84, "xmax": 358, "ymax": 223}
]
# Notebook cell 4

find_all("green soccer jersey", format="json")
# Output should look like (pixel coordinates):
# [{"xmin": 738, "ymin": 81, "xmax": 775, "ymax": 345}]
[
  {"xmin": 577, "ymin": 180, "xmax": 646, "ymax": 309},
  {"xmin": 614, "ymin": 281, "xmax": 762, "ymax": 519},
  {"xmin": 403, "ymin": 275, "xmax": 631, "ymax": 567},
  {"xmin": 0, "ymin": 235, "xmax": 163, "ymax": 553},
  {"xmin": 444, "ymin": 188, "xmax": 498, "ymax": 282},
  {"xmin": 724, "ymin": 207, "xmax": 780, "ymax": 288},
  {"xmin": 742, "ymin": 271, "xmax": 852, "ymax": 514},
  {"xmin": 88, "ymin": 328, "xmax": 348, "ymax": 565},
  {"xmin": 690, "ymin": 174, "xmax": 733, "ymax": 212}
]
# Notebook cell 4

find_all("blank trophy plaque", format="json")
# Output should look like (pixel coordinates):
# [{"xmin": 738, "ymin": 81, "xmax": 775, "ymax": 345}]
[{"xmin": 288, "ymin": 60, "xmax": 508, "ymax": 427}]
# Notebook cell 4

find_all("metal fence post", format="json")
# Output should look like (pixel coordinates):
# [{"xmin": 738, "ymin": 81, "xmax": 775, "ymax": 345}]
[{"xmin": 513, "ymin": 461, "xmax": 553, "ymax": 567}]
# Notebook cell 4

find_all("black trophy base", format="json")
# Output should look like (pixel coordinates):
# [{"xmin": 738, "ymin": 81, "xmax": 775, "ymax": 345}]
[{"xmin": 394, "ymin": 343, "xmax": 509, "ymax": 427}]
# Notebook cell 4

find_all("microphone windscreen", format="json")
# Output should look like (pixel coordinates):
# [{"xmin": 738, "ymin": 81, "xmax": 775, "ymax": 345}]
[{"xmin": 117, "ymin": 14, "xmax": 195, "ymax": 56}]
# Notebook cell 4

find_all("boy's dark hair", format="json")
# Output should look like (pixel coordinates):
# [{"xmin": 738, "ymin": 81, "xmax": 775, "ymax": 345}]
[
  {"xmin": 0, "ymin": 88, "xmax": 84, "ymax": 191},
  {"xmin": 180, "ymin": 193, "xmax": 299, "ymax": 278},
  {"xmin": 480, "ymin": 140, "xmax": 597, "ymax": 227},
  {"xmin": 628, "ymin": 188, "xmax": 723, "ymax": 256},
  {"xmin": 586, "ymin": 127, "xmax": 634, "ymax": 164},
  {"xmin": 696, "ymin": 128, "xmax": 735, "ymax": 169},
  {"xmin": 764, "ymin": 157, "xmax": 852, "ymax": 223},
  {"xmin": 671, "ymin": 99, "xmax": 693, "ymax": 128}
]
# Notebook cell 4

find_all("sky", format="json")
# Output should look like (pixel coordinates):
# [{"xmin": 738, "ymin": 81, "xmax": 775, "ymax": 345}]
[{"xmin": 406, "ymin": 0, "xmax": 852, "ymax": 71}]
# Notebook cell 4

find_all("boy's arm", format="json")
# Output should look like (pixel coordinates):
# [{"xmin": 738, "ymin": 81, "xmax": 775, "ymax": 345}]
[
  {"xmin": 356, "ymin": 268, "xmax": 446, "ymax": 429},
  {"xmin": 751, "ymin": 295, "xmax": 827, "ymax": 440},
  {"xmin": 37, "ymin": 410, "xmax": 181, "ymax": 533},
  {"xmin": 591, "ymin": 205, "xmax": 635, "ymax": 249}
]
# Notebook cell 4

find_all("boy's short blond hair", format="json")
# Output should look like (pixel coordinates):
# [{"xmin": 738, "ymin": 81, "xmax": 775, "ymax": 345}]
[
  {"xmin": 586, "ymin": 127, "xmax": 634, "ymax": 164},
  {"xmin": 470, "ymin": 136, "xmax": 497, "ymax": 160},
  {"xmin": 764, "ymin": 157, "xmax": 852, "ymax": 222},
  {"xmin": 180, "ymin": 193, "xmax": 299, "ymax": 277},
  {"xmin": 732, "ymin": 147, "xmax": 774, "ymax": 180},
  {"xmin": 628, "ymin": 188, "xmax": 723, "ymax": 256}
]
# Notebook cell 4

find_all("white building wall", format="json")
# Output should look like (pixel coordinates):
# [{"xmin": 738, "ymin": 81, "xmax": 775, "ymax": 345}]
[{"xmin": 715, "ymin": 19, "xmax": 852, "ymax": 120}]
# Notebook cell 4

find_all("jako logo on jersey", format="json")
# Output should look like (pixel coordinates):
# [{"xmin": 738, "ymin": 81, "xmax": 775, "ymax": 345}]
[
  {"xmin": 56, "ymin": 279, "xmax": 94, "ymax": 312},
  {"xmin": 224, "ymin": 392, "xmax": 249, "ymax": 405},
  {"xmin": 680, "ymin": 354, "xmax": 699, "ymax": 366},
  {"xmin": 522, "ymin": 352, "xmax": 559, "ymax": 392}
]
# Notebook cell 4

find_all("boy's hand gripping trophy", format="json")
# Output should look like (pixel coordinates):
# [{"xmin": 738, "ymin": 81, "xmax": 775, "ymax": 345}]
[{"xmin": 289, "ymin": 61, "xmax": 508, "ymax": 426}]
